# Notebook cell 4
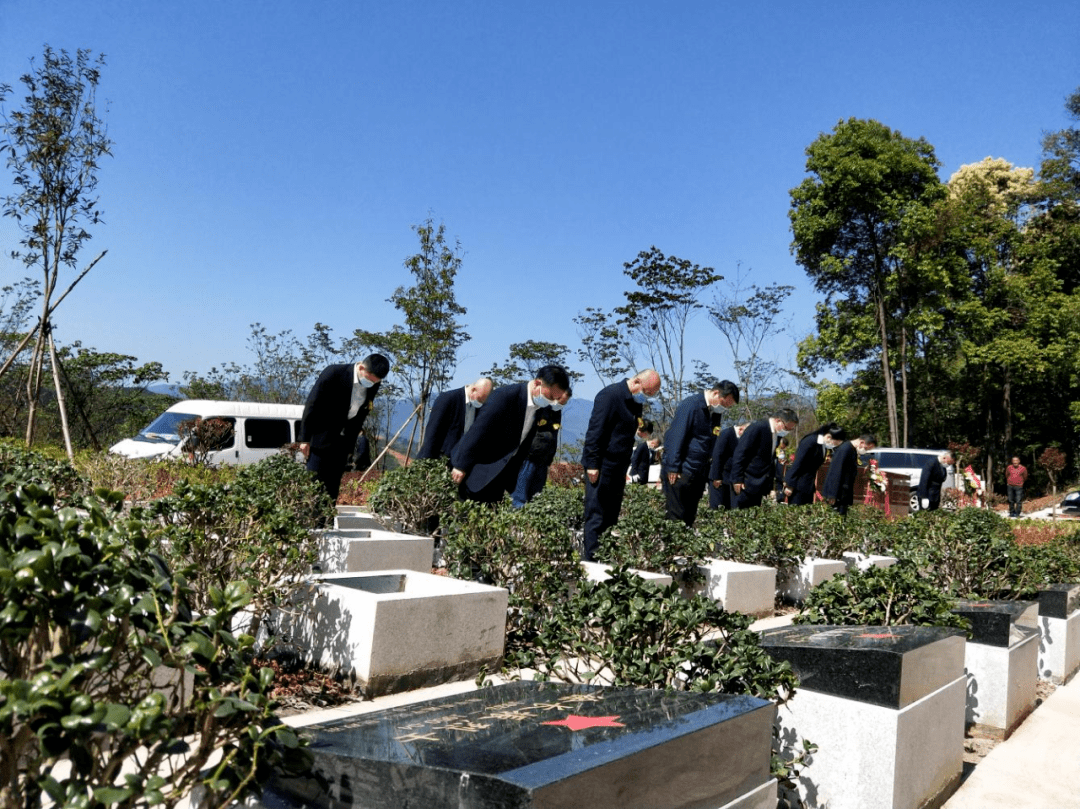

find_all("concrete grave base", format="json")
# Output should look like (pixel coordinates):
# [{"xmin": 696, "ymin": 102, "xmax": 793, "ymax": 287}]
[
  {"xmin": 690, "ymin": 559, "xmax": 776, "ymax": 617},
  {"xmin": 280, "ymin": 570, "xmax": 508, "ymax": 697},
  {"xmin": 1038, "ymin": 611, "xmax": 1080, "ymax": 684},
  {"xmin": 841, "ymin": 551, "xmax": 898, "ymax": 572},
  {"xmin": 317, "ymin": 528, "xmax": 434, "ymax": 574},
  {"xmin": 334, "ymin": 511, "xmax": 385, "ymax": 531},
  {"xmin": 777, "ymin": 558, "xmax": 846, "ymax": 604},
  {"xmin": 777, "ymin": 676, "xmax": 965, "ymax": 809},
  {"xmin": 964, "ymin": 629, "xmax": 1039, "ymax": 738},
  {"xmin": 580, "ymin": 560, "xmax": 673, "ymax": 587}
]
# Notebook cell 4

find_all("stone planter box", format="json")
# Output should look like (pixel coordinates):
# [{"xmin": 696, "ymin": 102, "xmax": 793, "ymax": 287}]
[
  {"xmin": 1038, "ymin": 584, "xmax": 1080, "ymax": 684},
  {"xmin": 281, "ymin": 570, "xmax": 508, "ymax": 697},
  {"xmin": 691, "ymin": 559, "xmax": 776, "ymax": 618},
  {"xmin": 760, "ymin": 625, "xmax": 966, "ymax": 809},
  {"xmin": 317, "ymin": 528, "xmax": 434, "ymax": 574},
  {"xmin": 580, "ymin": 560, "xmax": 673, "ymax": 588},
  {"xmin": 777, "ymin": 558, "xmax": 847, "ymax": 604}
]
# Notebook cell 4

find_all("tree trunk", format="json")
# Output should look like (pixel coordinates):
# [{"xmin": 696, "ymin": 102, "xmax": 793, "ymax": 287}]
[{"xmin": 875, "ymin": 291, "xmax": 899, "ymax": 445}]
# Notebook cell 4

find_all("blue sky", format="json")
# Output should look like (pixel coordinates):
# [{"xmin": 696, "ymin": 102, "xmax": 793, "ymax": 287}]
[{"xmin": 2, "ymin": 0, "xmax": 1078, "ymax": 399}]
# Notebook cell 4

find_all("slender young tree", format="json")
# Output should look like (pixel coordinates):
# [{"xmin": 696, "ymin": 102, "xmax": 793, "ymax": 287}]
[{"xmin": 0, "ymin": 46, "xmax": 112, "ymax": 452}]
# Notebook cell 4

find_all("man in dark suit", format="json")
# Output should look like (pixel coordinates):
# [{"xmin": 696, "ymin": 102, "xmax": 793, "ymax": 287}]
[
  {"xmin": 708, "ymin": 421, "xmax": 747, "ymax": 509},
  {"xmin": 917, "ymin": 451, "xmax": 954, "ymax": 511},
  {"xmin": 662, "ymin": 380, "xmax": 740, "ymax": 526},
  {"xmin": 451, "ymin": 365, "xmax": 571, "ymax": 503},
  {"xmin": 300, "ymin": 354, "xmax": 390, "ymax": 501},
  {"xmin": 821, "ymin": 433, "xmax": 878, "ymax": 515},
  {"xmin": 784, "ymin": 423, "xmax": 846, "ymax": 506},
  {"xmin": 416, "ymin": 378, "xmax": 493, "ymax": 461},
  {"xmin": 729, "ymin": 408, "xmax": 799, "ymax": 510},
  {"xmin": 581, "ymin": 369, "xmax": 662, "ymax": 561},
  {"xmin": 511, "ymin": 388, "xmax": 571, "ymax": 507},
  {"xmin": 629, "ymin": 420, "xmax": 656, "ymax": 486}
]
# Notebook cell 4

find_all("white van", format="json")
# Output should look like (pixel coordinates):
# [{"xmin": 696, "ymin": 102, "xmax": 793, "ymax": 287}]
[
  {"xmin": 110, "ymin": 400, "xmax": 304, "ymax": 465},
  {"xmin": 865, "ymin": 447, "xmax": 955, "ymax": 512}
]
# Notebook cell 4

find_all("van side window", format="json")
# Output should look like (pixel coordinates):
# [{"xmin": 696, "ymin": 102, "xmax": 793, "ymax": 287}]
[{"xmin": 245, "ymin": 418, "xmax": 292, "ymax": 449}]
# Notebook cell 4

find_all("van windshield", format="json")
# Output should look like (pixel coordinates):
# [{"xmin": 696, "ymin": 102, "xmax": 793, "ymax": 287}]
[{"xmin": 136, "ymin": 412, "xmax": 198, "ymax": 442}]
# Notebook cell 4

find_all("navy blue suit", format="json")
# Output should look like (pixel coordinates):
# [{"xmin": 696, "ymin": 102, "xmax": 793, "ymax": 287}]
[
  {"xmin": 662, "ymin": 392, "xmax": 722, "ymax": 525},
  {"xmin": 917, "ymin": 457, "xmax": 948, "ymax": 511},
  {"xmin": 300, "ymin": 363, "xmax": 381, "ymax": 500},
  {"xmin": 729, "ymin": 418, "xmax": 777, "ymax": 509},
  {"xmin": 821, "ymin": 441, "xmax": 859, "ymax": 515},
  {"xmin": 511, "ymin": 405, "xmax": 564, "ymax": 507},
  {"xmin": 708, "ymin": 425, "xmax": 739, "ymax": 509},
  {"xmin": 785, "ymin": 433, "xmax": 825, "ymax": 506},
  {"xmin": 417, "ymin": 386, "xmax": 467, "ymax": 461},
  {"xmin": 580, "ymin": 380, "xmax": 643, "ymax": 560},
  {"xmin": 451, "ymin": 382, "xmax": 536, "ymax": 502}
]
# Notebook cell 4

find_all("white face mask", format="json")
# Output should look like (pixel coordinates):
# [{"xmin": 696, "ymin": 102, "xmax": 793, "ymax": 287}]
[
  {"xmin": 469, "ymin": 397, "xmax": 483, "ymax": 409},
  {"xmin": 710, "ymin": 404, "xmax": 727, "ymax": 414},
  {"xmin": 551, "ymin": 401, "xmax": 565, "ymax": 411},
  {"xmin": 775, "ymin": 427, "xmax": 789, "ymax": 437}
]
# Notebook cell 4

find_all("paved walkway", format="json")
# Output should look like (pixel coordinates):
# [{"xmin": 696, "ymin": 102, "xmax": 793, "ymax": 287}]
[{"xmin": 942, "ymin": 671, "xmax": 1080, "ymax": 808}]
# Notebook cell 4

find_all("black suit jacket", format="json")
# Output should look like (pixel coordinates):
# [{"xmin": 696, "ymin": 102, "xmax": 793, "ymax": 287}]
[
  {"xmin": 786, "ymin": 433, "xmax": 825, "ymax": 504},
  {"xmin": 581, "ymin": 380, "xmax": 643, "ymax": 474},
  {"xmin": 822, "ymin": 441, "xmax": 858, "ymax": 506},
  {"xmin": 729, "ymin": 419, "xmax": 776, "ymax": 496},
  {"xmin": 709, "ymin": 426, "xmax": 739, "ymax": 482},
  {"xmin": 451, "ymin": 382, "xmax": 535, "ymax": 495},
  {"xmin": 300, "ymin": 363, "xmax": 381, "ymax": 457},
  {"xmin": 527, "ymin": 406, "xmax": 563, "ymax": 466},
  {"xmin": 630, "ymin": 440, "xmax": 653, "ymax": 483},
  {"xmin": 917, "ymin": 458, "xmax": 948, "ymax": 507},
  {"xmin": 417, "ymin": 386, "xmax": 467, "ymax": 460}
]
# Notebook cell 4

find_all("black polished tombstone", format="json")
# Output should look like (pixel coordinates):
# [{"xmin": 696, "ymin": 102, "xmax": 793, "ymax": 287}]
[
  {"xmin": 950, "ymin": 599, "xmax": 1037, "ymax": 647},
  {"xmin": 264, "ymin": 681, "xmax": 775, "ymax": 809},
  {"xmin": 758, "ymin": 624, "xmax": 966, "ymax": 709},
  {"xmin": 1038, "ymin": 583, "xmax": 1080, "ymax": 620}
]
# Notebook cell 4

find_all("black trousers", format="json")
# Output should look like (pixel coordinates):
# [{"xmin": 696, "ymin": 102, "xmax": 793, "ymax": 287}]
[
  {"xmin": 663, "ymin": 471, "xmax": 708, "ymax": 526},
  {"xmin": 583, "ymin": 471, "xmax": 627, "ymax": 561}
]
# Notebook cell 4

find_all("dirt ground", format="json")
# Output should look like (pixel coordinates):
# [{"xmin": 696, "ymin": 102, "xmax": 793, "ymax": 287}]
[{"xmin": 962, "ymin": 679, "xmax": 1057, "ymax": 765}]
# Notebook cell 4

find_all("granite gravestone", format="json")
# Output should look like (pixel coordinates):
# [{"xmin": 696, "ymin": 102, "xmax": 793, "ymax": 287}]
[
  {"xmin": 758, "ymin": 624, "xmax": 965, "ymax": 708},
  {"xmin": 264, "ymin": 682, "xmax": 776, "ymax": 809},
  {"xmin": 1038, "ymin": 583, "xmax": 1080, "ymax": 620},
  {"xmin": 950, "ymin": 599, "xmax": 1038, "ymax": 647}
]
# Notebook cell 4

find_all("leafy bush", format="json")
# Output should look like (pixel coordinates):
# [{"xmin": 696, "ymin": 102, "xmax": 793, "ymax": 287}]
[
  {"xmin": 696, "ymin": 503, "xmax": 807, "ymax": 571},
  {"xmin": 596, "ymin": 485, "xmax": 710, "ymax": 579},
  {"xmin": 794, "ymin": 560, "xmax": 972, "ymax": 630},
  {"xmin": 0, "ymin": 479, "xmax": 310, "ymax": 809},
  {"xmin": 524, "ymin": 565, "xmax": 799, "ymax": 698},
  {"xmin": 891, "ymin": 508, "xmax": 1032, "ymax": 598},
  {"xmin": 140, "ymin": 453, "xmax": 332, "ymax": 640},
  {"xmin": 366, "ymin": 458, "xmax": 457, "ymax": 536},
  {"xmin": 442, "ymin": 497, "xmax": 583, "ymax": 661},
  {"xmin": 0, "ymin": 440, "xmax": 86, "ymax": 504},
  {"xmin": 524, "ymin": 484, "xmax": 585, "ymax": 532}
]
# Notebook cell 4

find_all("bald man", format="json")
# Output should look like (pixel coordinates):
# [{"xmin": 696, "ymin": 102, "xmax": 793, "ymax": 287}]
[{"xmin": 417, "ymin": 378, "xmax": 493, "ymax": 461}]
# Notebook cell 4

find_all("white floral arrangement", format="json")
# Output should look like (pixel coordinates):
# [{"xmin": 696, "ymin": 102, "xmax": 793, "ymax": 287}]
[{"xmin": 868, "ymin": 460, "xmax": 888, "ymax": 493}]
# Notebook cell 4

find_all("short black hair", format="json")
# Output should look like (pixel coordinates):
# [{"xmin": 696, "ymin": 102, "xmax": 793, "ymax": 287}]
[
  {"xmin": 362, "ymin": 353, "xmax": 391, "ymax": 379},
  {"xmin": 709, "ymin": 379, "xmax": 740, "ymax": 404},
  {"xmin": 823, "ymin": 423, "xmax": 847, "ymax": 442},
  {"xmin": 536, "ymin": 364, "xmax": 571, "ymax": 391},
  {"xmin": 860, "ymin": 433, "xmax": 878, "ymax": 446},
  {"xmin": 774, "ymin": 407, "xmax": 799, "ymax": 424}
]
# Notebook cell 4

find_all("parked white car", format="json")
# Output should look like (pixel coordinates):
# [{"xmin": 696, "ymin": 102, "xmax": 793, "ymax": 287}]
[
  {"xmin": 864, "ymin": 447, "xmax": 955, "ymax": 512},
  {"xmin": 110, "ymin": 400, "xmax": 304, "ymax": 465}
]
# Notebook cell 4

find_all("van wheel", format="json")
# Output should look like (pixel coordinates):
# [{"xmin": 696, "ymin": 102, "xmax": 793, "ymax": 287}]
[{"xmin": 909, "ymin": 490, "xmax": 920, "ymax": 513}]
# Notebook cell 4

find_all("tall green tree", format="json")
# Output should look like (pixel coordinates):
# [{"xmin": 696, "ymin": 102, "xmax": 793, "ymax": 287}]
[
  {"xmin": 708, "ymin": 263, "xmax": 794, "ymax": 420},
  {"xmin": 181, "ymin": 322, "xmax": 339, "ymax": 404},
  {"xmin": 483, "ymin": 340, "xmax": 582, "ymax": 388},
  {"xmin": 0, "ymin": 47, "xmax": 112, "ymax": 451},
  {"xmin": 790, "ymin": 118, "xmax": 945, "ymax": 446},
  {"xmin": 349, "ymin": 217, "xmax": 469, "ymax": 458}
]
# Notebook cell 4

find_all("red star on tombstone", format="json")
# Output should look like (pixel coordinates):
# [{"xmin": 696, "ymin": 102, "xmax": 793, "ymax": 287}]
[
  {"xmin": 857, "ymin": 632, "xmax": 898, "ymax": 639},
  {"xmin": 542, "ymin": 714, "xmax": 625, "ymax": 731}
]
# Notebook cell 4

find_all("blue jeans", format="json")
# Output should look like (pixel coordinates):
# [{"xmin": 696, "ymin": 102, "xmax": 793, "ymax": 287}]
[{"xmin": 512, "ymin": 460, "xmax": 549, "ymax": 508}]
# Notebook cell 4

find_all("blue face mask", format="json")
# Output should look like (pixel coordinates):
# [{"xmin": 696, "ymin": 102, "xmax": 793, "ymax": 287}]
[
  {"xmin": 359, "ymin": 375, "xmax": 375, "ymax": 389},
  {"xmin": 551, "ymin": 401, "xmax": 565, "ymax": 411},
  {"xmin": 469, "ymin": 398, "xmax": 483, "ymax": 409},
  {"xmin": 633, "ymin": 392, "xmax": 647, "ymax": 404},
  {"xmin": 533, "ymin": 393, "xmax": 555, "ymax": 408}
]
